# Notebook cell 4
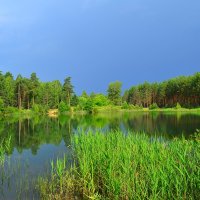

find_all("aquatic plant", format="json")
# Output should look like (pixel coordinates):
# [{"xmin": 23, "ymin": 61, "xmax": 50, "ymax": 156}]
[
  {"xmin": 0, "ymin": 137, "xmax": 11, "ymax": 165},
  {"xmin": 38, "ymin": 130, "xmax": 200, "ymax": 200}
]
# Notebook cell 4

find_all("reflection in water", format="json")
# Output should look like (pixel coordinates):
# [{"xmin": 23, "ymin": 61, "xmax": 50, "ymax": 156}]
[
  {"xmin": 0, "ymin": 112, "xmax": 200, "ymax": 156},
  {"xmin": 0, "ymin": 112, "xmax": 199, "ymax": 199}
]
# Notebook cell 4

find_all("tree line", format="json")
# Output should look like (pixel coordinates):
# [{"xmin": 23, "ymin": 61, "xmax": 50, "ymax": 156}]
[
  {"xmin": 0, "ymin": 71, "xmax": 199, "ymax": 113},
  {"xmin": 123, "ymin": 72, "xmax": 200, "ymax": 108},
  {"xmin": 0, "ymin": 72, "xmax": 76, "ymax": 111}
]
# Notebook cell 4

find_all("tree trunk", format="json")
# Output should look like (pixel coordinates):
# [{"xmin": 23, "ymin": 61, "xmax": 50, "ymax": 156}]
[
  {"xmin": 18, "ymin": 85, "xmax": 21, "ymax": 109},
  {"xmin": 67, "ymin": 91, "xmax": 70, "ymax": 107},
  {"xmin": 28, "ymin": 96, "xmax": 30, "ymax": 109}
]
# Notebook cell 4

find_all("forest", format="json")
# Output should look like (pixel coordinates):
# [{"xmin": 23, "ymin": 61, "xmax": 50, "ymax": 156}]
[{"xmin": 0, "ymin": 71, "xmax": 200, "ymax": 114}]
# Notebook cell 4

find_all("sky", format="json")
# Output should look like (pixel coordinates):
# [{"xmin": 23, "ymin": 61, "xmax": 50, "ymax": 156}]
[{"xmin": 0, "ymin": 0, "xmax": 200, "ymax": 94}]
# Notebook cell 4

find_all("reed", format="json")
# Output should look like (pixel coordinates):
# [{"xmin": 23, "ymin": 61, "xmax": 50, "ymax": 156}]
[
  {"xmin": 0, "ymin": 137, "xmax": 11, "ymax": 165},
  {"xmin": 38, "ymin": 130, "xmax": 200, "ymax": 200}
]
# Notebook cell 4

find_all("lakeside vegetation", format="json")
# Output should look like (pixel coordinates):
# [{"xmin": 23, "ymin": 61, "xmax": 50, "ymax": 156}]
[
  {"xmin": 38, "ymin": 130, "xmax": 200, "ymax": 200},
  {"xmin": 0, "ymin": 137, "xmax": 11, "ymax": 165},
  {"xmin": 0, "ymin": 71, "xmax": 199, "ymax": 198},
  {"xmin": 0, "ymin": 112, "xmax": 199, "ymax": 158},
  {"xmin": 0, "ymin": 72, "xmax": 200, "ymax": 115}
]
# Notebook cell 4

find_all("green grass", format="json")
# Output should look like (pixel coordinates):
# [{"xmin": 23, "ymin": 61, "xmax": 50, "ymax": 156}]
[
  {"xmin": 0, "ymin": 136, "xmax": 11, "ymax": 165},
  {"xmin": 38, "ymin": 130, "xmax": 200, "ymax": 200},
  {"xmin": 148, "ymin": 107, "xmax": 200, "ymax": 112},
  {"xmin": 44, "ymin": 106, "xmax": 200, "ymax": 117},
  {"xmin": 97, "ymin": 106, "xmax": 200, "ymax": 113}
]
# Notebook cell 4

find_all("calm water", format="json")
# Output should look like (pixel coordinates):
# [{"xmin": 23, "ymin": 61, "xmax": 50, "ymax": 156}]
[{"xmin": 0, "ymin": 112, "xmax": 200, "ymax": 199}]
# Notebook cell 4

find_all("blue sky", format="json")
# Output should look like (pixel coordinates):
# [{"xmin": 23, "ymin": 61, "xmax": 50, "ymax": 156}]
[{"xmin": 0, "ymin": 0, "xmax": 200, "ymax": 94}]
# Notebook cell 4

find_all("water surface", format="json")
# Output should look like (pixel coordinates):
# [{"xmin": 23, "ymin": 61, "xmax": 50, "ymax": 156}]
[{"xmin": 0, "ymin": 112, "xmax": 200, "ymax": 199}]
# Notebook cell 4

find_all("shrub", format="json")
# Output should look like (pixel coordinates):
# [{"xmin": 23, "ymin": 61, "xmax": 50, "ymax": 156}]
[
  {"xmin": 134, "ymin": 104, "xmax": 143, "ymax": 110},
  {"xmin": 32, "ymin": 104, "xmax": 48, "ymax": 115},
  {"xmin": 31, "ymin": 104, "xmax": 40, "ymax": 113},
  {"xmin": 58, "ymin": 101, "xmax": 70, "ymax": 113},
  {"xmin": 4, "ymin": 106, "xmax": 18, "ymax": 114},
  {"xmin": 93, "ymin": 94, "xmax": 109, "ymax": 107},
  {"xmin": 149, "ymin": 103, "xmax": 159, "ymax": 110},
  {"xmin": 175, "ymin": 102, "xmax": 182, "ymax": 109},
  {"xmin": 121, "ymin": 102, "xmax": 130, "ymax": 109},
  {"xmin": 0, "ymin": 98, "xmax": 4, "ymax": 112},
  {"xmin": 78, "ymin": 97, "xmax": 88, "ymax": 110},
  {"xmin": 84, "ymin": 99, "xmax": 95, "ymax": 114}
]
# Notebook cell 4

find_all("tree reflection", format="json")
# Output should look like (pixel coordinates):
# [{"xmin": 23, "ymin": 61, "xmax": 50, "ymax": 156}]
[{"xmin": 0, "ymin": 112, "xmax": 199, "ymax": 156}]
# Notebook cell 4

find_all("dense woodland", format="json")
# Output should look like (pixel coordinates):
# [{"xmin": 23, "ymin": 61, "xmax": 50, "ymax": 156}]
[
  {"xmin": 0, "ymin": 71, "xmax": 199, "ymax": 113},
  {"xmin": 124, "ymin": 72, "xmax": 200, "ymax": 108}
]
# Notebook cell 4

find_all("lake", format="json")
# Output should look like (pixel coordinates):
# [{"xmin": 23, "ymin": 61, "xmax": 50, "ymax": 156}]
[{"xmin": 0, "ymin": 111, "xmax": 200, "ymax": 199}]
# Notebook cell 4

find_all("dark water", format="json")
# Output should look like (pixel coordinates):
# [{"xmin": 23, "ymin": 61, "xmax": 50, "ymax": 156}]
[{"xmin": 0, "ymin": 112, "xmax": 200, "ymax": 199}]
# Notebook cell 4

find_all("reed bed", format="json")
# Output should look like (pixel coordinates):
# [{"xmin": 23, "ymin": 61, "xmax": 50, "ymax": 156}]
[
  {"xmin": 0, "ymin": 137, "xmax": 11, "ymax": 165},
  {"xmin": 38, "ymin": 131, "xmax": 200, "ymax": 200}
]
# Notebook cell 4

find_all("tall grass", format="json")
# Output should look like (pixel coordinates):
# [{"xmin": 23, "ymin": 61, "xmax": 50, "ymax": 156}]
[
  {"xmin": 0, "ymin": 137, "xmax": 11, "ymax": 165},
  {"xmin": 38, "ymin": 131, "xmax": 200, "ymax": 200}
]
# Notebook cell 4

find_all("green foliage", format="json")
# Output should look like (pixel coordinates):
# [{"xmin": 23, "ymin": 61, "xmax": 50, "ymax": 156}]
[
  {"xmin": 78, "ymin": 96, "xmax": 88, "ymax": 110},
  {"xmin": 126, "ymin": 72, "xmax": 200, "ymax": 108},
  {"xmin": 92, "ymin": 94, "xmax": 109, "ymax": 107},
  {"xmin": 29, "ymin": 72, "xmax": 39, "ymax": 106},
  {"xmin": 149, "ymin": 103, "xmax": 159, "ymax": 110},
  {"xmin": 31, "ymin": 104, "xmax": 48, "ymax": 115},
  {"xmin": 77, "ymin": 96, "xmax": 98, "ymax": 114},
  {"xmin": 0, "ymin": 98, "xmax": 4, "ymax": 112},
  {"xmin": 62, "ymin": 77, "xmax": 74, "ymax": 106},
  {"xmin": 0, "ymin": 136, "xmax": 11, "ymax": 165},
  {"xmin": 58, "ymin": 101, "xmax": 70, "ymax": 113},
  {"xmin": 38, "ymin": 130, "xmax": 200, "ymax": 199},
  {"xmin": 3, "ymin": 106, "xmax": 19, "ymax": 114},
  {"xmin": 81, "ymin": 90, "xmax": 88, "ymax": 98},
  {"xmin": 107, "ymin": 81, "xmax": 122, "ymax": 105},
  {"xmin": 31, "ymin": 104, "xmax": 40, "ymax": 113},
  {"xmin": 133, "ymin": 104, "xmax": 143, "ymax": 110},
  {"xmin": 0, "ymin": 71, "xmax": 200, "ymax": 112},
  {"xmin": 176, "ymin": 102, "xmax": 182, "ymax": 109},
  {"xmin": 120, "ymin": 102, "xmax": 144, "ymax": 110},
  {"xmin": 71, "ymin": 94, "xmax": 79, "ymax": 107},
  {"xmin": 84, "ymin": 98, "xmax": 95, "ymax": 114},
  {"xmin": 121, "ymin": 101, "xmax": 130, "ymax": 109}
]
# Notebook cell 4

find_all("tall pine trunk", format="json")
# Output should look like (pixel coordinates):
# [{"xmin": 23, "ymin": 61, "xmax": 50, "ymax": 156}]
[{"xmin": 18, "ymin": 84, "xmax": 21, "ymax": 109}]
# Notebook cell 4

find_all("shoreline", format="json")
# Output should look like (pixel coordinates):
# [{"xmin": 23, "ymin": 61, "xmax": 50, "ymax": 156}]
[
  {"xmin": 48, "ymin": 107, "xmax": 200, "ymax": 117},
  {"xmin": 1, "ymin": 107, "xmax": 200, "ymax": 118}
]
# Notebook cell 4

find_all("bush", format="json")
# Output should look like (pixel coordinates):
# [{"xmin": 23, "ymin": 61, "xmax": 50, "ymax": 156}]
[
  {"xmin": 4, "ymin": 106, "xmax": 19, "ymax": 114},
  {"xmin": 32, "ymin": 104, "xmax": 48, "ymax": 115},
  {"xmin": 58, "ymin": 101, "xmax": 70, "ymax": 113},
  {"xmin": 93, "ymin": 94, "xmax": 109, "ymax": 107},
  {"xmin": 0, "ymin": 98, "xmax": 4, "ymax": 112},
  {"xmin": 121, "ymin": 102, "xmax": 130, "ymax": 109},
  {"xmin": 74, "ymin": 105, "xmax": 82, "ymax": 112},
  {"xmin": 84, "ymin": 99, "xmax": 95, "ymax": 114},
  {"xmin": 133, "ymin": 104, "xmax": 143, "ymax": 110},
  {"xmin": 78, "ymin": 97, "xmax": 88, "ymax": 110},
  {"xmin": 31, "ymin": 104, "xmax": 40, "ymax": 113},
  {"xmin": 175, "ymin": 102, "xmax": 182, "ymax": 109},
  {"xmin": 149, "ymin": 103, "xmax": 159, "ymax": 110}
]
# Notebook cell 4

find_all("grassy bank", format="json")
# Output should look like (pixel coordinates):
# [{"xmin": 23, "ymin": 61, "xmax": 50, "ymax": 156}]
[
  {"xmin": 38, "ymin": 130, "xmax": 200, "ymax": 200},
  {"xmin": 0, "ymin": 106, "xmax": 48, "ymax": 119},
  {"xmin": 97, "ymin": 105, "xmax": 200, "ymax": 113},
  {"xmin": 48, "ymin": 106, "xmax": 200, "ymax": 117},
  {"xmin": 2, "ymin": 105, "xmax": 199, "ymax": 118}
]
